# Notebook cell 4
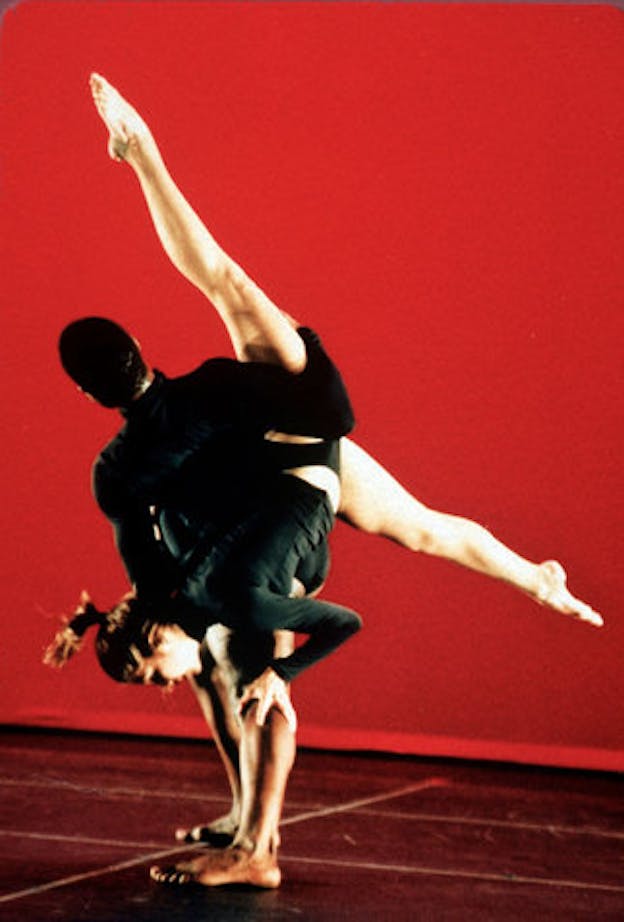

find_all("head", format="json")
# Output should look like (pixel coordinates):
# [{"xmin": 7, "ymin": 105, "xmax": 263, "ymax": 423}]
[
  {"xmin": 58, "ymin": 317, "xmax": 150, "ymax": 408},
  {"xmin": 44, "ymin": 593, "xmax": 201, "ymax": 687}
]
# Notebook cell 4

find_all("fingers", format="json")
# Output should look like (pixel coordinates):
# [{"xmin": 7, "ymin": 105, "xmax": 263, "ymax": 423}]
[
  {"xmin": 237, "ymin": 686, "xmax": 253, "ymax": 715},
  {"xmin": 255, "ymin": 690, "xmax": 272, "ymax": 727},
  {"xmin": 78, "ymin": 589, "xmax": 91, "ymax": 609},
  {"xmin": 278, "ymin": 693, "xmax": 298, "ymax": 733},
  {"xmin": 238, "ymin": 679, "xmax": 298, "ymax": 733},
  {"xmin": 255, "ymin": 684, "xmax": 297, "ymax": 733}
]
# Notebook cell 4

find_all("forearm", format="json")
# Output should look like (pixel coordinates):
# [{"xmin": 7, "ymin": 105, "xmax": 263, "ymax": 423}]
[{"xmin": 267, "ymin": 602, "xmax": 362, "ymax": 683}]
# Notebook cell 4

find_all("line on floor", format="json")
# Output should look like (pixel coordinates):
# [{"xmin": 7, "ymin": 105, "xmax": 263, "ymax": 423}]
[
  {"xmin": 0, "ymin": 778, "xmax": 443, "ymax": 904},
  {"xmin": 0, "ymin": 775, "xmax": 340, "ymax": 811},
  {"xmin": 280, "ymin": 777, "xmax": 446, "ymax": 826},
  {"xmin": 279, "ymin": 854, "xmax": 624, "ymax": 895},
  {"xmin": 0, "ymin": 829, "xmax": 167, "ymax": 851},
  {"xmin": 0, "ymin": 775, "xmax": 232, "ymax": 804},
  {"xmin": 354, "ymin": 808, "xmax": 624, "ymax": 841},
  {"xmin": 0, "ymin": 844, "xmax": 195, "ymax": 905}
]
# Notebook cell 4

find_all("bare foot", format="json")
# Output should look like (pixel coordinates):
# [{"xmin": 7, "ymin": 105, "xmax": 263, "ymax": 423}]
[
  {"xmin": 151, "ymin": 846, "xmax": 281, "ymax": 889},
  {"xmin": 89, "ymin": 72, "xmax": 152, "ymax": 163},
  {"xmin": 175, "ymin": 813, "xmax": 238, "ymax": 848},
  {"xmin": 535, "ymin": 560, "xmax": 603, "ymax": 627}
]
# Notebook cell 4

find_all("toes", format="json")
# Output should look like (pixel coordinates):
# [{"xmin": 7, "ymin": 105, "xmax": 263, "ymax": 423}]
[
  {"xmin": 150, "ymin": 865, "xmax": 194, "ymax": 886},
  {"xmin": 175, "ymin": 825, "xmax": 204, "ymax": 844},
  {"xmin": 581, "ymin": 608, "xmax": 604, "ymax": 628},
  {"xmin": 175, "ymin": 825, "xmax": 235, "ymax": 848}
]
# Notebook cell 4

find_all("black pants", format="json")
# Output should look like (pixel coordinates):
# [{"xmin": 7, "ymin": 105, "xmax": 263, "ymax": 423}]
[{"xmin": 179, "ymin": 475, "xmax": 361, "ymax": 682}]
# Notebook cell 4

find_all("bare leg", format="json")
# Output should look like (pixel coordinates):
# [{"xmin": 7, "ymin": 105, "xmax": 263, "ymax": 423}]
[
  {"xmin": 88, "ymin": 73, "xmax": 305, "ymax": 371},
  {"xmin": 183, "ymin": 664, "xmax": 241, "ymax": 846},
  {"xmin": 153, "ymin": 629, "xmax": 295, "ymax": 887},
  {"xmin": 339, "ymin": 439, "xmax": 602, "ymax": 626}
]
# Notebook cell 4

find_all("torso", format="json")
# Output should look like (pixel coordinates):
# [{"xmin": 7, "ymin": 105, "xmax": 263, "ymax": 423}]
[{"xmin": 264, "ymin": 431, "xmax": 341, "ymax": 512}]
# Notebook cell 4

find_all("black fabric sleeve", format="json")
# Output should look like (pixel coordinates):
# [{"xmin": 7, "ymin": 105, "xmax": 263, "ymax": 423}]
[
  {"xmin": 93, "ymin": 462, "xmax": 179, "ymax": 601},
  {"xmin": 108, "ymin": 508, "xmax": 179, "ymax": 601},
  {"xmin": 259, "ymin": 592, "xmax": 362, "ymax": 682}
]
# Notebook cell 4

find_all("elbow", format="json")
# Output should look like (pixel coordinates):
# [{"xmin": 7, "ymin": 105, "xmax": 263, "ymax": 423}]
[{"xmin": 344, "ymin": 611, "xmax": 363, "ymax": 637}]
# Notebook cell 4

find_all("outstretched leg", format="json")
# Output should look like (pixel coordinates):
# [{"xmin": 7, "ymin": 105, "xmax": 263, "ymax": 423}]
[
  {"xmin": 339, "ymin": 438, "xmax": 602, "ymax": 626},
  {"xmin": 89, "ymin": 73, "xmax": 305, "ymax": 371}
]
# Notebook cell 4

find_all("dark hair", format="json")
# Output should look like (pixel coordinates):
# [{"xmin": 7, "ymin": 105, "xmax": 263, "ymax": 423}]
[
  {"xmin": 58, "ymin": 317, "xmax": 149, "ymax": 408},
  {"xmin": 44, "ymin": 592, "xmax": 156, "ymax": 683}
]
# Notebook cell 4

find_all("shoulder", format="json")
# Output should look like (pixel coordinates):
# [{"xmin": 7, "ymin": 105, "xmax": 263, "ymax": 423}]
[
  {"xmin": 92, "ymin": 429, "xmax": 131, "ymax": 510},
  {"xmin": 169, "ymin": 357, "xmax": 243, "ymax": 391}
]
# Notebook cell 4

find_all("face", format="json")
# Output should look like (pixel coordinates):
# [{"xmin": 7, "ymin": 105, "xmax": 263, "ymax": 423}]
[{"xmin": 132, "ymin": 624, "xmax": 201, "ymax": 687}]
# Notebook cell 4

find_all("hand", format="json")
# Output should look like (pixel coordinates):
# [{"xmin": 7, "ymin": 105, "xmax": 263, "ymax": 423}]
[{"xmin": 238, "ymin": 668, "xmax": 297, "ymax": 733}]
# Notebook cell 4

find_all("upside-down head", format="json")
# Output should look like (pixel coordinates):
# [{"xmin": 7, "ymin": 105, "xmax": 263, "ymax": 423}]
[{"xmin": 44, "ymin": 592, "xmax": 156, "ymax": 683}]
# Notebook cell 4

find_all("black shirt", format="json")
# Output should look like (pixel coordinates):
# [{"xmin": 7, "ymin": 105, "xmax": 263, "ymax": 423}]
[{"xmin": 93, "ymin": 328, "xmax": 354, "ymax": 600}]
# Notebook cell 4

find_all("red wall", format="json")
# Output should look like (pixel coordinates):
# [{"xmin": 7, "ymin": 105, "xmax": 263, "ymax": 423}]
[{"xmin": 1, "ymin": 2, "xmax": 622, "ymax": 770}]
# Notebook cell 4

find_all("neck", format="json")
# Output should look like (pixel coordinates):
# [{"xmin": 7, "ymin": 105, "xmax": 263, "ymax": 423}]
[
  {"xmin": 133, "ymin": 370, "xmax": 155, "ymax": 399},
  {"xmin": 188, "ymin": 639, "xmax": 203, "ymax": 677}
]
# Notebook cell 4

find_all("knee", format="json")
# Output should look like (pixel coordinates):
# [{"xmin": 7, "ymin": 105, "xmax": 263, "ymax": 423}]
[{"xmin": 340, "ymin": 610, "xmax": 362, "ymax": 638}]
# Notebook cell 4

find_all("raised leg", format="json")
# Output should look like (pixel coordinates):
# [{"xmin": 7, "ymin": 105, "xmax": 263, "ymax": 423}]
[
  {"xmin": 88, "ymin": 73, "xmax": 305, "ymax": 371},
  {"xmin": 339, "ymin": 438, "xmax": 602, "ymax": 626}
]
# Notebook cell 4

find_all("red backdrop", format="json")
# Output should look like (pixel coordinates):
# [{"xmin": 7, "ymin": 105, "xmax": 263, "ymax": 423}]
[{"xmin": 1, "ymin": 2, "xmax": 622, "ymax": 770}]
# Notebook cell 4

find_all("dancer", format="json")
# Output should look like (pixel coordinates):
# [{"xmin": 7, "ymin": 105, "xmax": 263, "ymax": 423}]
[{"xmin": 49, "ymin": 73, "xmax": 603, "ymax": 891}]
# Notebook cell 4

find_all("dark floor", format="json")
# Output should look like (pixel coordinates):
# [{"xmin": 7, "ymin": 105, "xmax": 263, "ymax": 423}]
[{"xmin": 0, "ymin": 729, "xmax": 623, "ymax": 921}]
